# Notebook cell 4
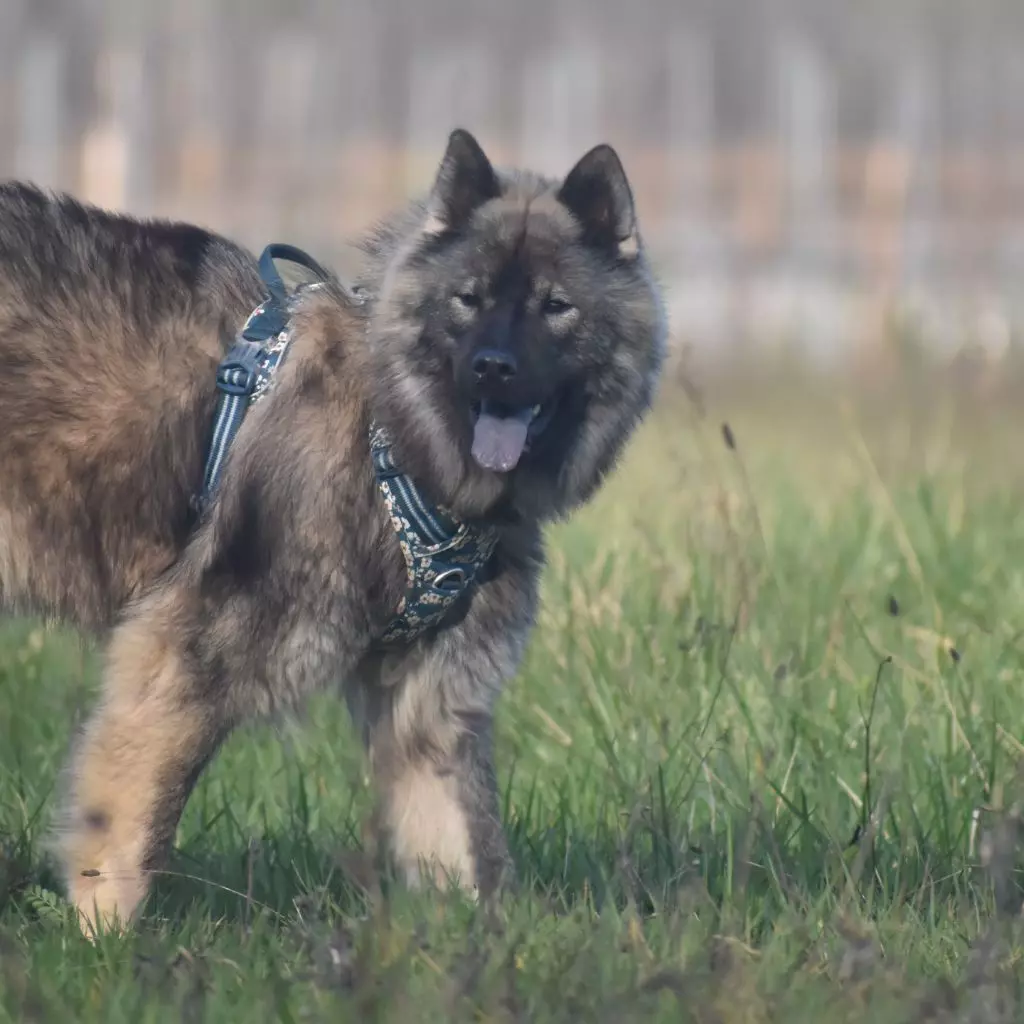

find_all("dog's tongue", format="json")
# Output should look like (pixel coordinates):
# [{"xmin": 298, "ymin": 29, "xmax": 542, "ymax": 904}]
[{"xmin": 471, "ymin": 404, "xmax": 533, "ymax": 472}]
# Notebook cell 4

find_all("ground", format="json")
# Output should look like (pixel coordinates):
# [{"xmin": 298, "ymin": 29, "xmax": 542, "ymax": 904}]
[{"xmin": 3, "ymin": 349, "xmax": 1024, "ymax": 1022}]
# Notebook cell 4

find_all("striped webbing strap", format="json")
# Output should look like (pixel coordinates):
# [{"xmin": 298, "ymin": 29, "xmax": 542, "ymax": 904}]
[
  {"xmin": 369, "ymin": 424, "xmax": 498, "ymax": 646},
  {"xmin": 198, "ymin": 244, "xmax": 332, "ymax": 510}
]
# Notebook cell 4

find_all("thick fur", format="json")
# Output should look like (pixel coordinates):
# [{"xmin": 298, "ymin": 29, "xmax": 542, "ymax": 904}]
[{"xmin": 0, "ymin": 130, "xmax": 665, "ymax": 934}]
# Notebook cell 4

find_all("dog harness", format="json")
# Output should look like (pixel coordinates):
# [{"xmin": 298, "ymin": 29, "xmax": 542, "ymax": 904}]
[
  {"xmin": 199, "ymin": 244, "xmax": 497, "ymax": 647},
  {"xmin": 368, "ymin": 424, "xmax": 498, "ymax": 645},
  {"xmin": 199, "ymin": 243, "xmax": 331, "ymax": 504}
]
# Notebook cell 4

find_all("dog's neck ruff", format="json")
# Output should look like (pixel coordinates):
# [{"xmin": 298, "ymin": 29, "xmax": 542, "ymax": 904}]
[{"xmin": 199, "ymin": 243, "xmax": 496, "ymax": 648}]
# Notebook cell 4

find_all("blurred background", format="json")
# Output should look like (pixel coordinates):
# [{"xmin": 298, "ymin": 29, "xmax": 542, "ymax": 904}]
[{"xmin": 1, "ymin": 0, "xmax": 1023, "ymax": 377}]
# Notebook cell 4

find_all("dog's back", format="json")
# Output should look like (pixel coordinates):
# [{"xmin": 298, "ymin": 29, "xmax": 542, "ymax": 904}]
[{"xmin": 0, "ymin": 183, "xmax": 262, "ymax": 629}]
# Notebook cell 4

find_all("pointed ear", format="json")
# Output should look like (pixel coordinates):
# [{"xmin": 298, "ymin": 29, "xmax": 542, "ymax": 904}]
[
  {"xmin": 556, "ymin": 144, "xmax": 640, "ymax": 259},
  {"xmin": 423, "ymin": 129, "xmax": 501, "ymax": 236}
]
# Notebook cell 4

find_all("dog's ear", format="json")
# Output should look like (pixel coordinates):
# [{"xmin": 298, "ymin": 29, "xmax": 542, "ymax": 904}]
[
  {"xmin": 423, "ymin": 129, "xmax": 501, "ymax": 236},
  {"xmin": 557, "ymin": 144, "xmax": 640, "ymax": 260}
]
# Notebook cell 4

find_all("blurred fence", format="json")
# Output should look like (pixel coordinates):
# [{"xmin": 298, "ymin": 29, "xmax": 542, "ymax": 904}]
[{"xmin": 2, "ymin": 0, "xmax": 1024, "ymax": 362}]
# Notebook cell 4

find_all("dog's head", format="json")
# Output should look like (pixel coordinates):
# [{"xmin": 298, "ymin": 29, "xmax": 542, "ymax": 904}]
[{"xmin": 365, "ymin": 129, "xmax": 666, "ymax": 521}]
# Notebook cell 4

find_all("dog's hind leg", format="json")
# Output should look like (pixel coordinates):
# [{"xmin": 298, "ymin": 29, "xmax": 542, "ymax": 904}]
[{"xmin": 56, "ymin": 600, "xmax": 230, "ymax": 937}]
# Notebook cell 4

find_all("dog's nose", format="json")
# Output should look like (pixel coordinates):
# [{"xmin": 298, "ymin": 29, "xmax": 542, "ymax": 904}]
[{"xmin": 472, "ymin": 349, "xmax": 517, "ymax": 383}]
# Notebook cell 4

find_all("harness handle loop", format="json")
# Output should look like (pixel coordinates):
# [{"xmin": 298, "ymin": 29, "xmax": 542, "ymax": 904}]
[{"xmin": 258, "ymin": 243, "xmax": 333, "ymax": 304}]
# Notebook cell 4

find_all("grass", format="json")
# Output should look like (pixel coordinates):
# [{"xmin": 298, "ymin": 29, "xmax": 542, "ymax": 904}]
[{"xmin": 5, "ymin": 356, "xmax": 1024, "ymax": 1021}]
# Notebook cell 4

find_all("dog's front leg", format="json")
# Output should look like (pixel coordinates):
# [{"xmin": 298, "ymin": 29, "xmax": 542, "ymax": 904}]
[
  {"xmin": 367, "ymin": 698, "xmax": 511, "ymax": 898},
  {"xmin": 351, "ymin": 546, "xmax": 540, "ymax": 900}
]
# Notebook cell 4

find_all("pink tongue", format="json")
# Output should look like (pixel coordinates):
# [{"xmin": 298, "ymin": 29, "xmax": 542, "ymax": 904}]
[{"xmin": 471, "ymin": 409, "xmax": 532, "ymax": 472}]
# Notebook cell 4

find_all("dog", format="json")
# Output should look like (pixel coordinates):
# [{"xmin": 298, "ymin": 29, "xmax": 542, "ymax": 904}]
[{"xmin": 0, "ymin": 128, "xmax": 666, "ymax": 934}]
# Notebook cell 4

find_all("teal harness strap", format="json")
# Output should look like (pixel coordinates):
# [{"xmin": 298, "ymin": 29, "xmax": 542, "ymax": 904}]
[
  {"xmin": 369, "ymin": 424, "xmax": 498, "ymax": 646},
  {"xmin": 199, "ymin": 244, "xmax": 332, "ymax": 510}
]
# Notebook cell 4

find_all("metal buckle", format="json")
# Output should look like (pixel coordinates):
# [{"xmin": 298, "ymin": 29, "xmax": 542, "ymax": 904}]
[
  {"xmin": 432, "ymin": 567, "xmax": 467, "ymax": 593},
  {"xmin": 215, "ymin": 340, "xmax": 265, "ymax": 396}
]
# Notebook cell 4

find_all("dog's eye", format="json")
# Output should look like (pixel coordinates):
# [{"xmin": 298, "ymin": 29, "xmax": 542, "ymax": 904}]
[
  {"xmin": 454, "ymin": 291, "xmax": 481, "ymax": 310},
  {"xmin": 543, "ymin": 296, "xmax": 575, "ymax": 317}
]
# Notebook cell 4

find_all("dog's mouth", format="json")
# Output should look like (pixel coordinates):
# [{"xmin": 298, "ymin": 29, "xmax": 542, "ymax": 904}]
[{"xmin": 469, "ymin": 398, "xmax": 558, "ymax": 473}]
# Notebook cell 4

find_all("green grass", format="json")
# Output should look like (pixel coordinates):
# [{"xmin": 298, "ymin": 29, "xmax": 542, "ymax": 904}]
[{"xmin": 5, "ymin": 366, "xmax": 1024, "ymax": 1022}]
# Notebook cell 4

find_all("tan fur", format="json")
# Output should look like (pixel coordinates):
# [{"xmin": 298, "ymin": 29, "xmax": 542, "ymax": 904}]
[
  {"xmin": 0, "ymin": 506, "xmax": 31, "ymax": 604},
  {"xmin": 617, "ymin": 232, "xmax": 641, "ymax": 259},
  {"xmin": 378, "ymin": 756, "xmax": 478, "ymax": 892},
  {"xmin": 60, "ymin": 603, "xmax": 213, "ymax": 935}
]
